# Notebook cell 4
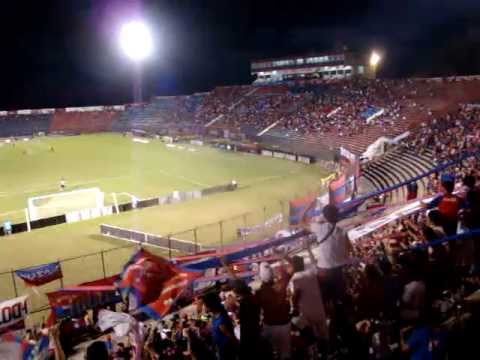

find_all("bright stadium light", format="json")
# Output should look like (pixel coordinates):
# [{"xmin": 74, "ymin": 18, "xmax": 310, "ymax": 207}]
[
  {"xmin": 119, "ymin": 20, "xmax": 154, "ymax": 102},
  {"xmin": 369, "ymin": 51, "xmax": 381, "ymax": 67},
  {"xmin": 119, "ymin": 21, "xmax": 153, "ymax": 62}
]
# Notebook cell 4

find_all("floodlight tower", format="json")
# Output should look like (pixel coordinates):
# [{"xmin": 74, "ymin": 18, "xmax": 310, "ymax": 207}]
[{"xmin": 119, "ymin": 21, "xmax": 153, "ymax": 103}]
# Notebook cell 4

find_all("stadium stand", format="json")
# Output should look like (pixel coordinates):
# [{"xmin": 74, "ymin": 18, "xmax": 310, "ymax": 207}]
[
  {"xmin": 111, "ymin": 95, "xmax": 205, "ymax": 134},
  {"xmin": 0, "ymin": 113, "xmax": 52, "ymax": 137},
  {"xmin": 362, "ymin": 148, "xmax": 436, "ymax": 202},
  {"xmin": 110, "ymin": 103, "xmax": 147, "ymax": 133},
  {"xmin": 50, "ymin": 109, "xmax": 121, "ymax": 134},
  {"xmin": 189, "ymin": 78, "xmax": 438, "ymax": 155},
  {"xmin": 194, "ymin": 85, "xmax": 255, "ymax": 126},
  {"xmin": 2, "ymin": 77, "xmax": 480, "ymax": 156}
]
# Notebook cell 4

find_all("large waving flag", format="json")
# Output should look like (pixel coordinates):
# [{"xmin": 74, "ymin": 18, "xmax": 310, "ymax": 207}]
[
  {"xmin": 46, "ymin": 275, "xmax": 121, "ymax": 324},
  {"xmin": 119, "ymin": 249, "xmax": 201, "ymax": 320},
  {"xmin": 289, "ymin": 193, "xmax": 320, "ymax": 225},
  {"xmin": 329, "ymin": 174, "xmax": 347, "ymax": 205}
]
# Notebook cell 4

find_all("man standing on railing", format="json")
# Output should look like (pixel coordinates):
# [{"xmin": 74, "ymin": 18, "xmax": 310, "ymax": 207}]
[{"xmin": 310, "ymin": 204, "xmax": 353, "ymax": 303}]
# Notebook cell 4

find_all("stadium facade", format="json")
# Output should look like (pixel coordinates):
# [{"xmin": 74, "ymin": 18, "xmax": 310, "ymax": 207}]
[{"xmin": 251, "ymin": 51, "xmax": 372, "ymax": 83}]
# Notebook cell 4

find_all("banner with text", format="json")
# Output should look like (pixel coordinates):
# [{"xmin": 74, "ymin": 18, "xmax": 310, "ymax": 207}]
[{"xmin": 0, "ymin": 296, "xmax": 28, "ymax": 335}]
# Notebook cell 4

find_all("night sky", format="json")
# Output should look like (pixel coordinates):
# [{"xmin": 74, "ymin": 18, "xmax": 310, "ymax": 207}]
[{"xmin": 1, "ymin": 0, "xmax": 480, "ymax": 109}]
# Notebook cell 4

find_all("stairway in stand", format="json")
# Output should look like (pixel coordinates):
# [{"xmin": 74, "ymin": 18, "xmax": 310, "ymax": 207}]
[{"xmin": 361, "ymin": 147, "xmax": 436, "ymax": 204}]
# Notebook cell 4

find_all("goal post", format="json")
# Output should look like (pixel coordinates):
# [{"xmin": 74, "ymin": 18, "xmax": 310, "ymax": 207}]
[{"xmin": 28, "ymin": 187, "xmax": 105, "ymax": 221}]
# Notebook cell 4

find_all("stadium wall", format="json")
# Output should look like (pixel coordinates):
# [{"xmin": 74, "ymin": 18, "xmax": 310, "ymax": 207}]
[{"xmin": 209, "ymin": 138, "xmax": 316, "ymax": 164}]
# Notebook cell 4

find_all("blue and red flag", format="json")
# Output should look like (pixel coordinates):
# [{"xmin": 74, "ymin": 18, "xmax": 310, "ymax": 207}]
[
  {"xmin": 119, "ymin": 249, "xmax": 201, "ymax": 320},
  {"xmin": 46, "ymin": 275, "xmax": 121, "ymax": 324},
  {"xmin": 329, "ymin": 174, "xmax": 348, "ymax": 205},
  {"xmin": 289, "ymin": 193, "xmax": 320, "ymax": 225},
  {"xmin": 180, "ymin": 230, "xmax": 309, "ymax": 271},
  {"xmin": 15, "ymin": 262, "xmax": 62, "ymax": 287}
]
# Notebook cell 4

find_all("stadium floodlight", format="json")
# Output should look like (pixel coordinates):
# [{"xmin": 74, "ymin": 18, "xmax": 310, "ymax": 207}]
[
  {"xmin": 119, "ymin": 20, "xmax": 153, "ymax": 102},
  {"xmin": 369, "ymin": 51, "xmax": 381, "ymax": 68},
  {"xmin": 119, "ymin": 21, "xmax": 153, "ymax": 62}
]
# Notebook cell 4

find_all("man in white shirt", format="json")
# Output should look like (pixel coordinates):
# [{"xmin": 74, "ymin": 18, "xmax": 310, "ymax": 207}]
[
  {"xmin": 287, "ymin": 255, "xmax": 328, "ymax": 341},
  {"xmin": 310, "ymin": 204, "xmax": 354, "ymax": 302}
]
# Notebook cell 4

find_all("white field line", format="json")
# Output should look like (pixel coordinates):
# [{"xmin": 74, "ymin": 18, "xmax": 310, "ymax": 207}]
[
  {"xmin": 237, "ymin": 169, "xmax": 302, "ymax": 187},
  {"xmin": 117, "ymin": 192, "xmax": 142, "ymax": 201},
  {"xmin": 155, "ymin": 168, "xmax": 210, "ymax": 188}
]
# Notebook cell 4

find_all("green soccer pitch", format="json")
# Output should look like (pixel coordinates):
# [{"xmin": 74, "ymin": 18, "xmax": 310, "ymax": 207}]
[{"xmin": 0, "ymin": 133, "xmax": 329, "ymax": 310}]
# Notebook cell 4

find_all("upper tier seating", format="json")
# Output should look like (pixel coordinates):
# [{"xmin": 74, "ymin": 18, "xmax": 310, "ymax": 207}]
[{"xmin": 194, "ymin": 86, "xmax": 254, "ymax": 125}]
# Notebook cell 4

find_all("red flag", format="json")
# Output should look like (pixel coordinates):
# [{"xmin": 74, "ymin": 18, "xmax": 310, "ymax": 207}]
[
  {"xmin": 46, "ymin": 275, "xmax": 120, "ymax": 325},
  {"xmin": 119, "ymin": 249, "xmax": 200, "ymax": 319}
]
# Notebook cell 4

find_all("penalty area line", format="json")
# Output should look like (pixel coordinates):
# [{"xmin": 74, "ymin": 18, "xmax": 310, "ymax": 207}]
[
  {"xmin": 155, "ymin": 169, "xmax": 211, "ymax": 188},
  {"xmin": 240, "ymin": 169, "xmax": 303, "ymax": 187}
]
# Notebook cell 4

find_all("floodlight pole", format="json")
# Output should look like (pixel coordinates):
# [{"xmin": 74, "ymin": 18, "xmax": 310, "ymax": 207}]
[
  {"xmin": 370, "ymin": 63, "xmax": 378, "ymax": 79},
  {"xmin": 133, "ymin": 62, "xmax": 143, "ymax": 103}
]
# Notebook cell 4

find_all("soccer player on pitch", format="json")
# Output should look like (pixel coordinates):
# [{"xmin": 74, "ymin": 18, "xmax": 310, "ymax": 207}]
[{"xmin": 60, "ymin": 177, "xmax": 66, "ymax": 191}]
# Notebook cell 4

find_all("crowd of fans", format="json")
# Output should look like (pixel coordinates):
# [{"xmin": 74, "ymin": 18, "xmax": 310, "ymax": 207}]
[
  {"xmin": 406, "ymin": 106, "xmax": 480, "ymax": 164},
  {"xmin": 60, "ymin": 102, "xmax": 480, "ymax": 359},
  {"xmin": 189, "ymin": 78, "xmax": 440, "ymax": 145},
  {"xmin": 7, "ymin": 83, "xmax": 480, "ymax": 360},
  {"xmin": 194, "ymin": 87, "xmax": 252, "ymax": 125},
  {"xmin": 21, "ymin": 162, "xmax": 480, "ymax": 359},
  {"xmin": 278, "ymin": 79, "xmax": 406, "ymax": 136},
  {"xmin": 226, "ymin": 93, "xmax": 297, "ymax": 130}
]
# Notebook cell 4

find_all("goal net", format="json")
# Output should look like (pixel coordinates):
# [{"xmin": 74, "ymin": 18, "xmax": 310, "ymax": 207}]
[{"xmin": 28, "ymin": 187, "xmax": 105, "ymax": 221}]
